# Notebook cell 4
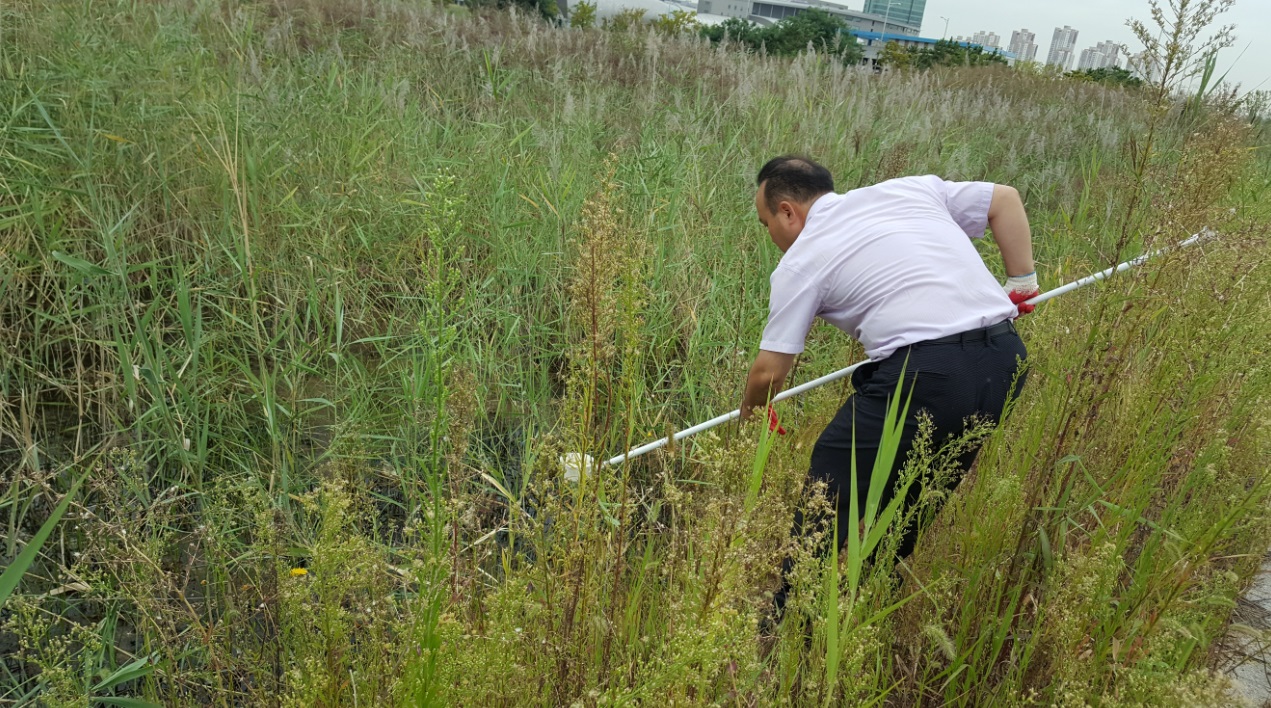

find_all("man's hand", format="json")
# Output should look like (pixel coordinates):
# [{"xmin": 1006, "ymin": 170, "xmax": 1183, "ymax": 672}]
[
  {"xmin": 1003, "ymin": 272, "xmax": 1040, "ymax": 316},
  {"xmin": 740, "ymin": 350, "xmax": 796, "ymax": 422}
]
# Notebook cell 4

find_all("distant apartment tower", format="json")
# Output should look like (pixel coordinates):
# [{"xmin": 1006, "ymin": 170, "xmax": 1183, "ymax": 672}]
[
  {"xmin": 1009, "ymin": 29, "xmax": 1038, "ymax": 63},
  {"xmin": 861, "ymin": 0, "xmax": 926, "ymax": 32},
  {"xmin": 1077, "ymin": 40, "xmax": 1122, "ymax": 71},
  {"xmin": 970, "ymin": 30, "xmax": 1000, "ymax": 49},
  {"xmin": 1129, "ymin": 51, "xmax": 1162, "ymax": 82},
  {"xmin": 1047, "ymin": 25, "xmax": 1079, "ymax": 70}
]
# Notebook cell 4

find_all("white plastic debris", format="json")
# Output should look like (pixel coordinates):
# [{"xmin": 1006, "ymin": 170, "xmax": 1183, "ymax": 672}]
[{"xmin": 560, "ymin": 452, "xmax": 595, "ymax": 483}]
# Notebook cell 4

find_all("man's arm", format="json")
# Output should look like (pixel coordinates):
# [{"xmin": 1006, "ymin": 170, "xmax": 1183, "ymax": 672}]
[
  {"xmin": 740, "ymin": 350, "xmax": 797, "ymax": 421},
  {"xmin": 987, "ymin": 185, "xmax": 1035, "ymax": 277}
]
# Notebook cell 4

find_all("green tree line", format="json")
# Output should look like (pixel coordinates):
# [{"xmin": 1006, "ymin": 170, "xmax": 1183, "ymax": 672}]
[
  {"xmin": 699, "ymin": 10, "xmax": 864, "ymax": 65},
  {"xmin": 1065, "ymin": 66, "xmax": 1145, "ymax": 88},
  {"xmin": 879, "ymin": 38, "xmax": 1007, "ymax": 69}
]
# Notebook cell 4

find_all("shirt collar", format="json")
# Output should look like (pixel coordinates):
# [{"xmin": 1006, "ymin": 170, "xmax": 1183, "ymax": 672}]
[
  {"xmin": 805, "ymin": 192, "xmax": 833, "ymax": 224},
  {"xmin": 785, "ymin": 193, "xmax": 833, "ymax": 258}
]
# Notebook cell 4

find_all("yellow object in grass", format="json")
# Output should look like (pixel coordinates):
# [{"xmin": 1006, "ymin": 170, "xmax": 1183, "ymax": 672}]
[{"xmin": 289, "ymin": 568, "xmax": 308, "ymax": 577}]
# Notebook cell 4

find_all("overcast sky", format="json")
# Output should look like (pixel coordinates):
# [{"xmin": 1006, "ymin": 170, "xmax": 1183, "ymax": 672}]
[{"xmin": 917, "ymin": 0, "xmax": 1270, "ymax": 93}]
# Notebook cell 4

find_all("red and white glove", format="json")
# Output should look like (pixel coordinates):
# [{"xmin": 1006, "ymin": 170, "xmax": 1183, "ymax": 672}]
[
  {"xmin": 767, "ymin": 405, "xmax": 786, "ymax": 436},
  {"xmin": 1003, "ymin": 272, "xmax": 1040, "ymax": 317}
]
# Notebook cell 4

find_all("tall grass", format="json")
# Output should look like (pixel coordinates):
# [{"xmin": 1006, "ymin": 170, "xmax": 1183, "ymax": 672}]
[{"xmin": 2, "ymin": 0, "xmax": 1270, "ymax": 704}]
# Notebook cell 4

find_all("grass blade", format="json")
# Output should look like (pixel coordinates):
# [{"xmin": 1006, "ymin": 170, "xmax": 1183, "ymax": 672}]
[
  {"xmin": 92, "ymin": 654, "xmax": 156, "ymax": 693},
  {"xmin": 0, "ymin": 473, "xmax": 86, "ymax": 608}
]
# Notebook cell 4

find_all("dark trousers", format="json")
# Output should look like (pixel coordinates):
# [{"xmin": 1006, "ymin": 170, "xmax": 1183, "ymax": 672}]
[{"xmin": 772, "ymin": 321, "xmax": 1028, "ymax": 615}]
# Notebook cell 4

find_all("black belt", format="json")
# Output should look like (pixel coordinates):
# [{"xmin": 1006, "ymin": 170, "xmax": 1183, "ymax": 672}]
[{"xmin": 922, "ymin": 319, "xmax": 1017, "ymax": 346}]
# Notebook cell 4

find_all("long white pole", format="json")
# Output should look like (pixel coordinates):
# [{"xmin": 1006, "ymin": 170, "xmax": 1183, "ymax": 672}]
[{"xmin": 600, "ymin": 231, "xmax": 1211, "ymax": 468}]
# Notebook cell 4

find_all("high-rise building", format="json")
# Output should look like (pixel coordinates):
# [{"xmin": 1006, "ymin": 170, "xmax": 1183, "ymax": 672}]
[
  {"xmin": 862, "ymin": 0, "xmax": 926, "ymax": 33},
  {"xmin": 970, "ymin": 30, "xmax": 1000, "ymax": 49},
  {"xmin": 1009, "ymin": 29, "xmax": 1038, "ymax": 63},
  {"xmin": 1129, "ymin": 50, "xmax": 1162, "ymax": 82},
  {"xmin": 1104, "ymin": 42, "xmax": 1122, "ymax": 68},
  {"xmin": 1046, "ymin": 25, "xmax": 1079, "ymax": 70},
  {"xmin": 1077, "ymin": 40, "xmax": 1122, "ymax": 71}
]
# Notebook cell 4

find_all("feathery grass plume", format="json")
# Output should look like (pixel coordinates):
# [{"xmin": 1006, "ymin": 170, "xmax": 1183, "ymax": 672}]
[{"xmin": 562, "ymin": 154, "xmax": 648, "ymax": 457}]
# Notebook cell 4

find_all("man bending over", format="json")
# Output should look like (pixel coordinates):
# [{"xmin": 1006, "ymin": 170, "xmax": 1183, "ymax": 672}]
[{"xmin": 740, "ymin": 156, "xmax": 1039, "ymax": 620}]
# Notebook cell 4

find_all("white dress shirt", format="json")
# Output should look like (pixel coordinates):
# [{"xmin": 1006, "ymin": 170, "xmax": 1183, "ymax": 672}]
[{"xmin": 760, "ymin": 175, "xmax": 1018, "ymax": 361}]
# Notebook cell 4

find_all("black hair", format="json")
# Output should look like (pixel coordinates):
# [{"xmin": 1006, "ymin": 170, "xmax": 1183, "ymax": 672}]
[{"xmin": 756, "ymin": 156, "xmax": 834, "ymax": 212}]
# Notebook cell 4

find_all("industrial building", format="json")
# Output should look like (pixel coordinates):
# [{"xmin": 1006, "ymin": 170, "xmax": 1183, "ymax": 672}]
[
  {"xmin": 697, "ymin": 0, "xmax": 919, "ymax": 35},
  {"xmin": 861, "ymin": 0, "xmax": 926, "ymax": 32},
  {"xmin": 852, "ymin": 31, "xmax": 1016, "ymax": 68}
]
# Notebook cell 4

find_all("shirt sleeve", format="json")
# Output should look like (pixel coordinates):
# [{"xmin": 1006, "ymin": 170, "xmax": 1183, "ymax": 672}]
[
  {"xmin": 759, "ymin": 265, "xmax": 821, "ymax": 355},
  {"xmin": 942, "ymin": 179, "xmax": 995, "ymax": 239}
]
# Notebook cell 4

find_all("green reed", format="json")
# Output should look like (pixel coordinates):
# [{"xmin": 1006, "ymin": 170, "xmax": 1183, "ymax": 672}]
[{"xmin": 1, "ymin": 0, "xmax": 1269, "ymax": 704}]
